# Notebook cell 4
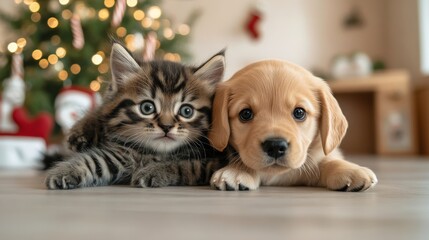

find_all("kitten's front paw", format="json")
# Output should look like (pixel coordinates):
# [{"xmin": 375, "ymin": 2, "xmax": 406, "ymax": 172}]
[
  {"xmin": 211, "ymin": 166, "xmax": 260, "ymax": 191},
  {"xmin": 327, "ymin": 166, "xmax": 378, "ymax": 192},
  {"xmin": 45, "ymin": 164, "xmax": 84, "ymax": 190},
  {"xmin": 67, "ymin": 133, "xmax": 89, "ymax": 152},
  {"xmin": 131, "ymin": 168, "xmax": 170, "ymax": 188}
]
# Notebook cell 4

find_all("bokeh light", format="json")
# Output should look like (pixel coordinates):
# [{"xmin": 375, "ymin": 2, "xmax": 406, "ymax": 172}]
[
  {"xmin": 127, "ymin": 0, "xmax": 138, "ymax": 8},
  {"xmin": 148, "ymin": 6, "xmax": 162, "ymax": 19},
  {"xmin": 90, "ymin": 80, "xmax": 101, "ymax": 91},
  {"xmin": 32, "ymin": 49, "xmax": 43, "ymax": 60},
  {"xmin": 47, "ymin": 17, "xmax": 59, "ymax": 28},
  {"xmin": 58, "ymin": 70, "xmax": 68, "ymax": 80},
  {"xmin": 133, "ymin": 10, "xmax": 145, "ymax": 21},
  {"xmin": 70, "ymin": 64, "xmax": 81, "ymax": 74},
  {"xmin": 91, "ymin": 53, "xmax": 103, "ymax": 65},
  {"xmin": 7, "ymin": 42, "xmax": 18, "ymax": 53},
  {"xmin": 98, "ymin": 8, "xmax": 109, "ymax": 20},
  {"xmin": 39, "ymin": 59, "xmax": 49, "ymax": 69},
  {"xmin": 104, "ymin": 0, "xmax": 115, "ymax": 8},
  {"xmin": 59, "ymin": 0, "xmax": 70, "ymax": 6},
  {"xmin": 29, "ymin": 2, "xmax": 40, "ymax": 12},
  {"xmin": 56, "ymin": 47, "xmax": 66, "ymax": 58}
]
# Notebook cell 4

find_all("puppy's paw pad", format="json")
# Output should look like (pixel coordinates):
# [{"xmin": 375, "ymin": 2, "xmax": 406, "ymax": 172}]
[
  {"xmin": 328, "ymin": 166, "xmax": 377, "ymax": 192},
  {"xmin": 211, "ymin": 167, "xmax": 260, "ymax": 191},
  {"xmin": 238, "ymin": 184, "xmax": 249, "ymax": 191}
]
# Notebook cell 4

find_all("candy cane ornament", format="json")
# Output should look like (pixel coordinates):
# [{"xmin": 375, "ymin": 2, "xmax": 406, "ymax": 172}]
[
  {"xmin": 71, "ymin": 14, "xmax": 85, "ymax": 50},
  {"xmin": 111, "ymin": 0, "xmax": 126, "ymax": 28},
  {"xmin": 143, "ymin": 32, "xmax": 157, "ymax": 61},
  {"xmin": 11, "ymin": 53, "xmax": 24, "ymax": 79}
]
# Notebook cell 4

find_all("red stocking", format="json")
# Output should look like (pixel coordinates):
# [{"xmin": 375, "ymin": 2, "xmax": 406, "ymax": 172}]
[{"xmin": 246, "ymin": 10, "xmax": 262, "ymax": 40}]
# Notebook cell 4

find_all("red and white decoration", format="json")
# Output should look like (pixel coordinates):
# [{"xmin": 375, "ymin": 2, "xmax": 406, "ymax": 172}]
[
  {"xmin": 11, "ymin": 53, "xmax": 24, "ymax": 79},
  {"xmin": 1, "ymin": 54, "xmax": 26, "ymax": 133},
  {"xmin": 55, "ymin": 86, "xmax": 101, "ymax": 134},
  {"xmin": 111, "ymin": 0, "xmax": 126, "ymax": 28},
  {"xmin": 143, "ymin": 31, "xmax": 157, "ymax": 61},
  {"xmin": 0, "ymin": 54, "xmax": 54, "ymax": 168}
]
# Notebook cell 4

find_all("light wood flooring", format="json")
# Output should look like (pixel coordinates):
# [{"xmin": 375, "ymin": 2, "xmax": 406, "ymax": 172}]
[{"xmin": 1, "ymin": 156, "xmax": 429, "ymax": 240}]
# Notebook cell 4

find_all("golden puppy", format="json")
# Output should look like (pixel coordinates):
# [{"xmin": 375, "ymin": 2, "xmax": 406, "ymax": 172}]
[{"xmin": 208, "ymin": 60, "xmax": 377, "ymax": 191}]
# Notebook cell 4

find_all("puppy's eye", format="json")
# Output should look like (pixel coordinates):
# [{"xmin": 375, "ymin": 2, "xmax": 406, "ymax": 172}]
[
  {"xmin": 293, "ymin": 107, "xmax": 306, "ymax": 121},
  {"xmin": 179, "ymin": 104, "xmax": 194, "ymax": 119},
  {"xmin": 239, "ymin": 108, "xmax": 253, "ymax": 122},
  {"xmin": 140, "ymin": 101, "xmax": 156, "ymax": 115}
]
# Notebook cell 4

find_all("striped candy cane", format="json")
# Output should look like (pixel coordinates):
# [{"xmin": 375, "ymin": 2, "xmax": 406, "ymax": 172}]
[
  {"xmin": 71, "ymin": 14, "xmax": 85, "ymax": 50},
  {"xmin": 11, "ymin": 53, "xmax": 24, "ymax": 79},
  {"xmin": 143, "ymin": 32, "xmax": 157, "ymax": 61},
  {"xmin": 111, "ymin": 0, "xmax": 126, "ymax": 27}
]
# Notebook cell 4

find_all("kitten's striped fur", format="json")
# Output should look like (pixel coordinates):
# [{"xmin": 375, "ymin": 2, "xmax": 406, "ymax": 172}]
[{"xmin": 45, "ymin": 44, "xmax": 227, "ymax": 189}]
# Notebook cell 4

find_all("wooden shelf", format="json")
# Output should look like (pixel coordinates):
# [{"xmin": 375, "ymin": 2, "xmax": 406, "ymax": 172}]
[
  {"xmin": 326, "ymin": 69, "xmax": 417, "ymax": 155},
  {"xmin": 327, "ymin": 70, "xmax": 410, "ymax": 93}
]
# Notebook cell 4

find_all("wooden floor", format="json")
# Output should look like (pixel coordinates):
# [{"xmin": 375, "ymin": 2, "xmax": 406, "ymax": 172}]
[{"xmin": 1, "ymin": 156, "xmax": 429, "ymax": 240}]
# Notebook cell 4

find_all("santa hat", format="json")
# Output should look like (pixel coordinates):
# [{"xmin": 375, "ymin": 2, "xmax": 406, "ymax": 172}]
[{"xmin": 55, "ymin": 86, "xmax": 101, "ymax": 110}]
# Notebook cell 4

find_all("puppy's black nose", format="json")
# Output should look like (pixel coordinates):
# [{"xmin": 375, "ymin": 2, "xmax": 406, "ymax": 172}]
[{"xmin": 261, "ymin": 138, "xmax": 288, "ymax": 159}]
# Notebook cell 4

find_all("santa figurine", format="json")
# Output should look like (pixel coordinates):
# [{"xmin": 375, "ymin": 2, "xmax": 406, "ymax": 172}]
[
  {"xmin": 54, "ymin": 86, "xmax": 101, "ymax": 134},
  {"xmin": 0, "ymin": 72, "xmax": 26, "ymax": 133},
  {"xmin": 0, "ymin": 54, "xmax": 54, "ymax": 168}
]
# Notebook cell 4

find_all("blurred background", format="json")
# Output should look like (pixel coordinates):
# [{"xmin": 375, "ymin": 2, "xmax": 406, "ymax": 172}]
[{"xmin": 0, "ymin": 0, "xmax": 428, "ymax": 168}]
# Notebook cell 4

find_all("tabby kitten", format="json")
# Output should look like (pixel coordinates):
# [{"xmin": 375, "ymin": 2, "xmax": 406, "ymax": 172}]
[{"xmin": 45, "ymin": 43, "xmax": 227, "ymax": 189}]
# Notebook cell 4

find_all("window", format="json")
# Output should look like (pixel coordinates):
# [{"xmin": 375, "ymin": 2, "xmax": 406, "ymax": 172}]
[{"xmin": 420, "ymin": 0, "xmax": 429, "ymax": 75}]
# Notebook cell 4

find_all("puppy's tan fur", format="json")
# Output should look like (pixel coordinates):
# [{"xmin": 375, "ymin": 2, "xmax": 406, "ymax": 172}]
[{"xmin": 208, "ymin": 60, "xmax": 377, "ymax": 191}]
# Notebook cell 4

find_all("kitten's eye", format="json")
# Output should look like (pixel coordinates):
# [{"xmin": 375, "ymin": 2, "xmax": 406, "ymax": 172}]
[
  {"xmin": 293, "ymin": 107, "xmax": 306, "ymax": 121},
  {"xmin": 179, "ymin": 105, "xmax": 194, "ymax": 119},
  {"xmin": 140, "ymin": 101, "xmax": 156, "ymax": 115},
  {"xmin": 239, "ymin": 108, "xmax": 253, "ymax": 122}
]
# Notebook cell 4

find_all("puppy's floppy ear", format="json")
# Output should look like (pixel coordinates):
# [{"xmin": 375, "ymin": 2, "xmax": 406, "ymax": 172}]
[
  {"xmin": 208, "ymin": 84, "xmax": 230, "ymax": 152},
  {"xmin": 317, "ymin": 79, "xmax": 348, "ymax": 155}
]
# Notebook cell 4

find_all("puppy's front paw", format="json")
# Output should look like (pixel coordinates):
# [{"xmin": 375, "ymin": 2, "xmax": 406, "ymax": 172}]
[
  {"xmin": 211, "ymin": 166, "xmax": 260, "ymax": 191},
  {"xmin": 327, "ymin": 166, "xmax": 377, "ymax": 192}
]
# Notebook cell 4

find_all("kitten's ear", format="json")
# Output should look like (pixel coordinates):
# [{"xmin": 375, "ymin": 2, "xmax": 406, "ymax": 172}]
[
  {"xmin": 109, "ymin": 43, "xmax": 140, "ymax": 91},
  {"xmin": 193, "ymin": 49, "xmax": 226, "ymax": 86}
]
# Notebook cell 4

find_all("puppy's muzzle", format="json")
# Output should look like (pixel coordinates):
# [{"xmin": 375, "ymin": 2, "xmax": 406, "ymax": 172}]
[{"xmin": 261, "ymin": 138, "xmax": 288, "ymax": 160}]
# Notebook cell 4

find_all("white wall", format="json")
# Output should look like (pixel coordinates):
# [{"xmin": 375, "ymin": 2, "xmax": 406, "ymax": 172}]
[
  {"xmin": 419, "ymin": 0, "xmax": 429, "ymax": 76},
  {"xmin": 163, "ymin": 0, "xmax": 388, "ymax": 79},
  {"xmin": 3, "ymin": 0, "xmax": 424, "ymax": 83},
  {"xmin": 385, "ymin": 0, "xmax": 422, "ymax": 85}
]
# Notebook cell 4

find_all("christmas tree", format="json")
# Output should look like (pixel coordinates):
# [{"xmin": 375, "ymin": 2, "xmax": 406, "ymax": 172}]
[{"xmin": 0, "ymin": 0, "xmax": 195, "ymax": 115}]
